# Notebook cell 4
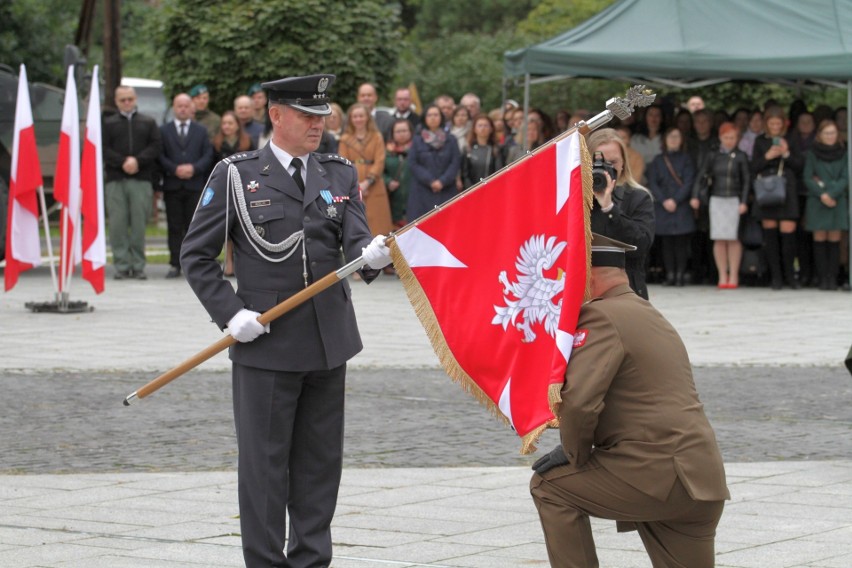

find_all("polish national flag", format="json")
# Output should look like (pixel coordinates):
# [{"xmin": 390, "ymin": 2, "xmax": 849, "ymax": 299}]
[
  {"xmin": 53, "ymin": 67, "xmax": 81, "ymax": 291},
  {"xmin": 81, "ymin": 65, "xmax": 105, "ymax": 293},
  {"xmin": 4, "ymin": 64, "xmax": 44, "ymax": 291}
]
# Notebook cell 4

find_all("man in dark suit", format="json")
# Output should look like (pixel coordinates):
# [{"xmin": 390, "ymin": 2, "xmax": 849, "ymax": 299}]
[
  {"xmin": 384, "ymin": 86, "xmax": 420, "ymax": 140},
  {"xmin": 530, "ymin": 233, "xmax": 729, "ymax": 568},
  {"xmin": 159, "ymin": 93, "xmax": 214, "ymax": 278},
  {"xmin": 180, "ymin": 73, "xmax": 391, "ymax": 568},
  {"xmin": 357, "ymin": 82, "xmax": 393, "ymax": 142}
]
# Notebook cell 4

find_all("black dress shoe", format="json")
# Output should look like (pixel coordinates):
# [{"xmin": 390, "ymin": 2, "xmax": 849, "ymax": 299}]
[
  {"xmin": 165, "ymin": 267, "xmax": 181, "ymax": 279},
  {"xmin": 134, "ymin": 271, "xmax": 148, "ymax": 280},
  {"xmin": 114, "ymin": 270, "xmax": 130, "ymax": 280}
]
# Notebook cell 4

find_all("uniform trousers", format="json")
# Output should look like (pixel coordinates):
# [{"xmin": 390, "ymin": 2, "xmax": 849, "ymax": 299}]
[
  {"xmin": 163, "ymin": 188, "xmax": 202, "ymax": 268},
  {"xmin": 233, "ymin": 362, "xmax": 346, "ymax": 568},
  {"xmin": 105, "ymin": 179, "xmax": 152, "ymax": 273},
  {"xmin": 530, "ymin": 458, "xmax": 724, "ymax": 568}
]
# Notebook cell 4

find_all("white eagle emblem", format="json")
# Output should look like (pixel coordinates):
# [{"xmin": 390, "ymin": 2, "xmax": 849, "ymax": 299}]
[{"xmin": 492, "ymin": 235, "xmax": 567, "ymax": 343}]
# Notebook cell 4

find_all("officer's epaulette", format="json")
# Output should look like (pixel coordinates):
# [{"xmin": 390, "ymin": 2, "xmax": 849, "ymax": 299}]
[
  {"xmin": 315, "ymin": 153, "xmax": 353, "ymax": 166},
  {"xmin": 221, "ymin": 150, "xmax": 260, "ymax": 165}
]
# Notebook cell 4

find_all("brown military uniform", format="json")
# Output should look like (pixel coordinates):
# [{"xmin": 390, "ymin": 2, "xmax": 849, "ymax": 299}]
[{"xmin": 531, "ymin": 284, "xmax": 729, "ymax": 568}]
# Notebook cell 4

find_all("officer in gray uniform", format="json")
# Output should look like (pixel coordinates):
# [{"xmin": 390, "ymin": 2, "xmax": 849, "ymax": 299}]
[{"xmin": 180, "ymin": 73, "xmax": 391, "ymax": 568}]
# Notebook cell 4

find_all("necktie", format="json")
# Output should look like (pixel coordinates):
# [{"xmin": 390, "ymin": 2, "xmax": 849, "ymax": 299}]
[
  {"xmin": 179, "ymin": 122, "xmax": 187, "ymax": 141},
  {"xmin": 290, "ymin": 158, "xmax": 305, "ymax": 193}
]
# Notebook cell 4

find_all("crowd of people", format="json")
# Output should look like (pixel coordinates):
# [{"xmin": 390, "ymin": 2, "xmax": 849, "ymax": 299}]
[{"xmin": 104, "ymin": 81, "xmax": 850, "ymax": 292}]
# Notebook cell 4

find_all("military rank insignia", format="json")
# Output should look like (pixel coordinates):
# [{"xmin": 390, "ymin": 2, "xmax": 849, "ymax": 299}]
[{"xmin": 247, "ymin": 180, "xmax": 259, "ymax": 192}]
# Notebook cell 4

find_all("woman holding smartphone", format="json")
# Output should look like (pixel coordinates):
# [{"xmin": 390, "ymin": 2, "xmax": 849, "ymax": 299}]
[{"xmin": 751, "ymin": 106, "xmax": 800, "ymax": 290}]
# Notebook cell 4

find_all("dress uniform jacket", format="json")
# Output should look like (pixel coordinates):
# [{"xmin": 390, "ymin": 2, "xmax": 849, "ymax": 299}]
[
  {"xmin": 180, "ymin": 144, "xmax": 376, "ymax": 372},
  {"xmin": 559, "ymin": 284, "xmax": 729, "ymax": 503}
]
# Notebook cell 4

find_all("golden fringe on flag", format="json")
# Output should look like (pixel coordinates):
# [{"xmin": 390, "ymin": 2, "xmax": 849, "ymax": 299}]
[{"xmin": 386, "ymin": 132, "xmax": 595, "ymax": 455}]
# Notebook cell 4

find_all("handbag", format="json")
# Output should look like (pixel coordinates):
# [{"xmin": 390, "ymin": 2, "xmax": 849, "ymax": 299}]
[
  {"xmin": 753, "ymin": 160, "xmax": 786, "ymax": 208},
  {"xmin": 738, "ymin": 213, "xmax": 763, "ymax": 248}
]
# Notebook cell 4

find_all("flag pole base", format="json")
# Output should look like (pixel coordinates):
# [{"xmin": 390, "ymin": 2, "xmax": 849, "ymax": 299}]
[{"xmin": 24, "ymin": 300, "xmax": 94, "ymax": 314}]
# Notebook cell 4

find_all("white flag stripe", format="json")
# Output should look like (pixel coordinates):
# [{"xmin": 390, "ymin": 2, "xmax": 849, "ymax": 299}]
[
  {"xmin": 498, "ymin": 378, "xmax": 514, "ymax": 425},
  {"xmin": 555, "ymin": 132, "xmax": 581, "ymax": 215},
  {"xmin": 394, "ymin": 227, "xmax": 467, "ymax": 268}
]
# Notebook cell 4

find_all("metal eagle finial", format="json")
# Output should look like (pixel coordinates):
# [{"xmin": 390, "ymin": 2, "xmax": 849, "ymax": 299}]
[{"xmin": 606, "ymin": 85, "xmax": 657, "ymax": 120}]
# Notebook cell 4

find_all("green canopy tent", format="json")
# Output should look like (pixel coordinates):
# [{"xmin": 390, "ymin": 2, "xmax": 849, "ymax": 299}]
[{"xmin": 505, "ymin": 0, "xmax": 852, "ymax": 286}]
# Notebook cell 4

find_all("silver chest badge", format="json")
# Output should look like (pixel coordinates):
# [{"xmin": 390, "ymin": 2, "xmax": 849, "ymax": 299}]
[
  {"xmin": 326, "ymin": 204, "xmax": 338, "ymax": 218},
  {"xmin": 247, "ymin": 180, "xmax": 259, "ymax": 192}
]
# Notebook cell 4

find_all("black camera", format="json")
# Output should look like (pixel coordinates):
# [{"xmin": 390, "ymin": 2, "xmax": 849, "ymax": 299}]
[{"xmin": 591, "ymin": 151, "xmax": 617, "ymax": 193}]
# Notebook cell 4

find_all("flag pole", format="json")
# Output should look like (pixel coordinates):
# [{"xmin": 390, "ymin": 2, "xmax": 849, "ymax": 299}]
[
  {"xmin": 123, "ymin": 85, "xmax": 656, "ymax": 406},
  {"xmin": 37, "ymin": 185, "xmax": 59, "ymax": 294},
  {"xmin": 123, "ymin": 256, "xmax": 367, "ymax": 405},
  {"xmin": 392, "ymin": 85, "xmax": 656, "ymax": 239}
]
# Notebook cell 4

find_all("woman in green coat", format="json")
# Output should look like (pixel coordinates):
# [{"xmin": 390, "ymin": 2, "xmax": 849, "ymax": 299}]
[
  {"xmin": 803, "ymin": 120, "xmax": 849, "ymax": 290},
  {"xmin": 384, "ymin": 118, "xmax": 413, "ymax": 228}
]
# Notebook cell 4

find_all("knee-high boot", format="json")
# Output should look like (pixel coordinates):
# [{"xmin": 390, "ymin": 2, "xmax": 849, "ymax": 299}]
[
  {"xmin": 763, "ymin": 228, "xmax": 783, "ymax": 289},
  {"xmin": 812, "ymin": 241, "xmax": 828, "ymax": 290},
  {"xmin": 781, "ymin": 232, "xmax": 800, "ymax": 289},
  {"xmin": 826, "ymin": 241, "xmax": 840, "ymax": 291}
]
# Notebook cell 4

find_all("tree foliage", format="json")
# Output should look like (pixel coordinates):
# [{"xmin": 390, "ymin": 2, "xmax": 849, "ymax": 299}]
[
  {"xmin": 515, "ymin": 0, "xmax": 615, "ymax": 43},
  {"xmin": 0, "ymin": 0, "xmax": 79, "ymax": 85},
  {"xmin": 155, "ymin": 0, "xmax": 401, "ymax": 114},
  {"xmin": 411, "ymin": 0, "xmax": 538, "ymax": 40}
]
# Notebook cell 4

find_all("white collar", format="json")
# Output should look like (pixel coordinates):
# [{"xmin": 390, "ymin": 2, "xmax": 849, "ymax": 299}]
[
  {"xmin": 174, "ymin": 118, "xmax": 190, "ymax": 129},
  {"xmin": 269, "ymin": 141, "xmax": 310, "ymax": 173}
]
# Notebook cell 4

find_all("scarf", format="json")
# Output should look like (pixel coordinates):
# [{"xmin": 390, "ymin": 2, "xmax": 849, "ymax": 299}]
[
  {"xmin": 389, "ymin": 141, "xmax": 412, "ymax": 155},
  {"xmin": 812, "ymin": 141, "xmax": 846, "ymax": 162},
  {"xmin": 421, "ymin": 128, "xmax": 447, "ymax": 150}
]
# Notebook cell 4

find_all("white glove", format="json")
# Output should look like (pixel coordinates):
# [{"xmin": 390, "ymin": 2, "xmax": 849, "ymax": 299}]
[
  {"xmin": 361, "ymin": 234, "xmax": 392, "ymax": 269},
  {"xmin": 227, "ymin": 309, "xmax": 269, "ymax": 343}
]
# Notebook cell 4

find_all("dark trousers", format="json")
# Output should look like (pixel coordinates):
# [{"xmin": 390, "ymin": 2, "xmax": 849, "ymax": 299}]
[
  {"xmin": 163, "ymin": 188, "xmax": 202, "ymax": 267},
  {"xmin": 660, "ymin": 234, "xmax": 692, "ymax": 282},
  {"xmin": 531, "ymin": 458, "xmax": 724, "ymax": 568},
  {"xmin": 233, "ymin": 362, "xmax": 346, "ymax": 568}
]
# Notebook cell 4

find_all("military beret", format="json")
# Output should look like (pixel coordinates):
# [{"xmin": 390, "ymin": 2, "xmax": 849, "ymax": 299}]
[
  {"xmin": 189, "ymin": 84, "xmax": 208, "ymax": 98},
  {"xmin": 591, "ymin": 233, "xmax": 636, "ymax": 268},
  {"xmin": 247, "ymin": 83, "xmax": 264, "ymax": 96},
  {"xmin": 262, "ymin": 74, "xmax": 335, "ymax": 116}
]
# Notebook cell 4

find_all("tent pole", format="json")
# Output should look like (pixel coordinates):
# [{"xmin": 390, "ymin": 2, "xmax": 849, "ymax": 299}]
[
  {"xmin": 848, "ymin": 81, "xmax": 851, "ymax": 290},
  {"xmin": 522, "ymin": 73, "xmax": 530, "ymax": 151}
]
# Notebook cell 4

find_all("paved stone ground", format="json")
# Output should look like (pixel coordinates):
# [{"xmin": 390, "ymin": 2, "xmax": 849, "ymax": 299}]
[
  {"xmin": 2, "ymin": 264, "xmax": 851, "ymax": 566},
  {"xmin": 2, "ymin": 365, "xmax": 849, "ymax": 474}
]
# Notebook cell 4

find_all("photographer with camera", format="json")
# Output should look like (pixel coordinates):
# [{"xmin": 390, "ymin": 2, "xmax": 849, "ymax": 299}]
[{"xmin": 587, "ymin": 128, "xmax": 655, "ymax": 299}]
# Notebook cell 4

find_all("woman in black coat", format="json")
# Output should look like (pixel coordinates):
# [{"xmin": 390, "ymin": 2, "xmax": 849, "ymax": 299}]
[
  {"xmin": 647, "ymin": 127, "xmax": 695, "ymax": 286},
  {"xmin": 587, "ymin": 128, "xmax": 656, "ymax": 299},
  {"xmin": 692, "ymin": 123, "xmax": 750, "ymax": 288},
  {"xmin": 750, "ymin": 106, "xmax": 800, "ymax": 289}
]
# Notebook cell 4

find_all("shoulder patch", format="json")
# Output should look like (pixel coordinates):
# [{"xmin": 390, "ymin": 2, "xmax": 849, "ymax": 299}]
[
  {"xmin": 315, "ymin": 153, "xmax": 352, "ymax": 166},
  {"xmin": 572, "ymin": 329, "xmax": 589, "ymax": 348}
]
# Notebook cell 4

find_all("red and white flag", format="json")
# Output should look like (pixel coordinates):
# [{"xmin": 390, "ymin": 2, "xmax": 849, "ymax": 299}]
[
  {"xmin": 81, "ymin": 65, "xmax": 105, "ymax": 293},
  {"xmin": 389, "ymin": 131, "xmax": 592, "ymax": 453},
  {"xmin": 53, "ymin": 66, "xmax": 81, "ymax": 292},
  {"xmin": 4, "ymin": 64, "xmax": 44, "ymax": 292}
]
